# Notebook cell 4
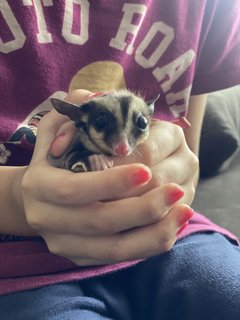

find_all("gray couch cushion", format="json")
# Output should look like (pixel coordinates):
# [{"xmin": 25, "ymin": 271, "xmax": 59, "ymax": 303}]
[
  {"xmin": 193, "ymin": 153, "xmax": 240, "ymax": 237},
  {"xmin": 199, "ymin": 85, "xmax": 240, "ymax": 177}
]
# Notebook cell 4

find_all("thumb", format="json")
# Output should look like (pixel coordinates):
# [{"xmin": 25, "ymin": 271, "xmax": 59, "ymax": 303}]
[
  {"xmin": 31, "ymin": 109, "xmax": 69, "ymax": 162},
  {"xmin": 32, "ymin": 89, "xmax": 94, "ymax": 162}
]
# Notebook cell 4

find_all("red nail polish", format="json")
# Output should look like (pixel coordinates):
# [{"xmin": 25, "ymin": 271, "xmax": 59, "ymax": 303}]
[
  {"xmin": 177, "ymin": 221, "xmax": 189, "ymax": 235},
  {"xmin": 132, "ymin": 168, "xmax": 151, "ymax": 185},
  {"xmin": 165, "ymin": 187, "xmax": 184, "ymax": 206},
  {"xmin": 178, "ymin": 207, "xmax": 194, "ymax": 226},
  {"xmin": 171, "ymin": 117, "xmax": 191, "ymax": 129},
  {"xmin": 89, "ymin": 92, "xmax": 104, "ymax": 98}
]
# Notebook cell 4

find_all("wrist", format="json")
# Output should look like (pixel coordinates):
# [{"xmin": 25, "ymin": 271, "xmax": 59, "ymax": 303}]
[{"xmin": 3, "ymin": 166, "xmax": 37, "ymax": 236}]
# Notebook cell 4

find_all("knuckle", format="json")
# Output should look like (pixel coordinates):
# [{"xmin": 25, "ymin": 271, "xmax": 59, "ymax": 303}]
[
  {"xmin": 144, "ymin": 198, "xmax": 162, "ymax": 222},
  {"xmin": 171, "ymin": 122, "xmax": 183, "ymax": 137},
  {"xmin": 24, "ymin": 206, "xmax": 46, "ymax": 231},
  {"xmin": 157, "ymin": 227, "xmax": 174, "ymax": 248},
  {"xmin": 137, "ymin": 140, "xmax": 153, "ymax": 165},
  {"xmin": 25, "ymin": 211, "xmax": 42, "ymax": 230},
  {"xmin": 137, "ymin": 139, "xmax": 158, "ymax": 166},
  {"xmin": 161, "ymin": 239, "xmax": 175, "ymax": 252},
  {"xmin": 46, "ymin": 239, "xmax": 62, "ymax": 256},
  {"xmin": 107, "ymin": 239, "xmax": 129, "ymax": 262},
  {"xmin": 187, "ymin": 152, "xmax": 199, "ymax": 172},
  {"xmin": 88, "ymin": 213, "xmax": 114, "ymax": 235},
  {"xmin": 153, "ymin": 171, "xmax": 168, "ymax": 187}
]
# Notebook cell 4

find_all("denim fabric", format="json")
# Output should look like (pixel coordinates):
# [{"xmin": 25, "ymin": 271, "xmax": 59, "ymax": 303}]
[{"xmin": 1, "ymin": 233, "xmax": 240, "ymax": 320}]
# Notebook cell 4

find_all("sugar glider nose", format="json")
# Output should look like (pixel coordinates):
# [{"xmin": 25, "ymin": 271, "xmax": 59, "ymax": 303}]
[
  {"xmin": 113, "ymin": 134, "xmax": 131, "ymax": 156},
  {"xmin": 114, "ymin": 143, "xmax": 130, "ymax": 156}
]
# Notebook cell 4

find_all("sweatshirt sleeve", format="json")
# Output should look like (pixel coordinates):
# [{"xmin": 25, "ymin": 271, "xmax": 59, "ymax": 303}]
[{"xmin": 191, "ymin": 0, "xmax": 240, "ymax": 94}]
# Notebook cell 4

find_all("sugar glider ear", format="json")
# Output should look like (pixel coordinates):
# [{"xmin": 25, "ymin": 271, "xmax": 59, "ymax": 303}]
[
  {"xmin": 146, "ymin": 94, "xmax": 160, "ymax": 115},
  {"xmin": 50, "ymin": 98, "xmax": 84, "ymax": 122}
]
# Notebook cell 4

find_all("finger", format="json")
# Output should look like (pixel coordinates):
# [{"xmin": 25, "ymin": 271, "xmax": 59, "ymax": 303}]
[
  {"xmin": 113, "ymin": 120, "xmax": 184, "ymax": 167},
  {"xmin": 138, "ymin": 121, "xmax": 185, "ymax": 165},
  {"xmin": 49, "ymin": 121, "xmax": 76, "ymax": 157},
  {"xmin": 24, "ymin": 163, "xmax": 152, "ymax": 205},
  {"xmin": 122, "ymin": 139, "xmax": 199, "ymax": 199},
  {"xmin": 50, "ymin": 89, "xmax": 95, "ymax": 156},
  {"xmin": 30, "ymin": 183, "xmax": 185, "ymax": 235},
  {"xmin": 32, "ymin": 89, "xmax": 93, "ymax": 161},
  {"xmin": 150, "ymin": 142, "xmax": 199, "ymax": 186},
  {"xmin": 46, "ymin": 204, "xmax": 194, "ymax": 265},
  {"xmin": 138, "ymin": 161, "xmax": 196, "ymax": 205},
  {"xmin": 95, "ymin": 204, "xmax": 194, "ymax": 263},
  {"xmin": 31, "ymin": 109, "xmax": 69, "ymax": 162}
]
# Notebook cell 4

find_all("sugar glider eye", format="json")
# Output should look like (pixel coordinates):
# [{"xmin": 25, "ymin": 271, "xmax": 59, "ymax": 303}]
[
  {"xmin": 136, "ymin": 114, "xmax": 148, "ymax": 130},
  {"xmin": 94, "ymin": 112, "xmax": 110, "ymax": 130}
]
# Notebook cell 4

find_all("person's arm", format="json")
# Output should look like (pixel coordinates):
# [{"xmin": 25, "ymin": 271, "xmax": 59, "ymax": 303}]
[
  {"xmin": 0, "ymin": 166, "xmax": 36, "ymax": 236},
  {"xmin": 185, "ymin": 94, "xmax": 207, "ymax": 156},
  {"xmin": 184, "ymin": 94, "xmax": 207, "ymax": 187},
  {"xmin": 0, "ymin": 90, "xmax": 196, "ymax": 266}
]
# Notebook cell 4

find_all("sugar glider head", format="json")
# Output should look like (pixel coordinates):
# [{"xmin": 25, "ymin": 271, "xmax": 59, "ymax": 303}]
[{"xmin": 51, "ymin": 90, "xmax": 159, "ymax": 156}]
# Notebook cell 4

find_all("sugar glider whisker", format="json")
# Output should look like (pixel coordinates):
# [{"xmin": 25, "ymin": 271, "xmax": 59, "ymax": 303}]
[{"xmin": 48, "ymin": 90, "xmax": 159, "ymax": 172}]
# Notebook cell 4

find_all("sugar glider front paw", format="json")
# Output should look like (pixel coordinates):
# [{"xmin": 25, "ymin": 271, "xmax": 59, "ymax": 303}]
[
  {"xmin": 70, "ymin": 161, "xmax": 88, "ymax": 172},
  {"xmin": 88, "ymin": 154, "xmax": 114, "ymax": 171}
]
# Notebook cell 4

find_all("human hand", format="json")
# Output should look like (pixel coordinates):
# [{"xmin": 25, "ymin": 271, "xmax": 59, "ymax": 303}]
[
  {"xmin": 21, "ymin": 90, "xmax": 194, "ymax": 266},
  {"xmin": 115, "ymin": 118, "xmax": 199, "ymax": 204},
  {"xmin": 51, "ymin": 90, "xmax": 198, "ymax": 206}
]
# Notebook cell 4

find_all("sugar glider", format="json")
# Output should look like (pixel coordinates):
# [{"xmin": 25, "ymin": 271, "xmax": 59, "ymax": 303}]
[{"xmin": 48, "ymin": 90, "xmax": 159, "ymax": 172}]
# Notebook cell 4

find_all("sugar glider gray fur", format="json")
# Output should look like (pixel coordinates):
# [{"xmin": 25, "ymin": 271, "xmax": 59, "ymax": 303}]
[{"xmin": 48, "ymin": 90, "xmax": 159, "ymax": 172}]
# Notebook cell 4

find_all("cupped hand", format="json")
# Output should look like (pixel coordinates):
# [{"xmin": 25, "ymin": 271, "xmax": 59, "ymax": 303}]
[
  {"xmin": 51, "ymin": 90, "xmax": 198, "ymax": 205},
  {"xmin": 117, "ymin": 119, "xmax": 199, "ymax": 205},
  {"xmin": 21, "ymin": 89, "xmax": 195, "ymax": 266}
]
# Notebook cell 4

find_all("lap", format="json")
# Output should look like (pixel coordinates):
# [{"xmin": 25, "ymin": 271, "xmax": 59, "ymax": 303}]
[
  {"xmin": 126, "ymin": 232, "xmax": 240, "ymax": 319},
  {"xmin": 1, "ymin": 233, "xmax": 240, "ymax": 320},
  {"xmin": 0, "ymin": 282, "xmax": 113, "ymax": 320}
]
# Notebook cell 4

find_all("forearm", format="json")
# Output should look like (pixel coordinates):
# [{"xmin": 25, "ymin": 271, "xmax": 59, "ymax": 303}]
[
  {"xmin": 184, "ymin": 94, "xmax": 207, "ymax": 189},
  {"xmin": 0, "ymin": 166, "xmax": 36, "ymax": 236}
]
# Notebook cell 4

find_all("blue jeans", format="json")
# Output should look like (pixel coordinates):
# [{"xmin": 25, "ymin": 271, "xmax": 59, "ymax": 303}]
[{"xmin": 1, "ymin": 233, "xmax": 240, "ymax": 320}]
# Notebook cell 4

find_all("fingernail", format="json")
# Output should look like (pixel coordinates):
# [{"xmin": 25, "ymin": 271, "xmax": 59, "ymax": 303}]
[
  {"xmin": 89, "ymin": 92, "xmax": 106, "ymax": 98},
  {"xmin": 165, "ymin": 187, "xmax": 184, "ymax": 206},
  {"xmin": 131, "ymin": 168, "xmax": 151, "ymax": 185},
  {"xmin": 177, "ymin": 221, "xmax": 189, "ymax": 235},
  {"xmin": 171, "ymin": 117, "xmax": 191, "ymax": 129},
  {"xmin": 178, "ymin": 207, "xmax": 194, "ymax": 226}
]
